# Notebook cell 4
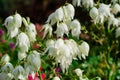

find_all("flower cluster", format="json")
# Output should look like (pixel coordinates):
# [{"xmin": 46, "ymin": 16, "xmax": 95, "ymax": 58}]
[
  {"xmin": 44, "ymin": 39, "xmax": 89, "ymax": 73},
  {"xmin": 72, "ymin": 0, "xmax": 120, "ymax": 38},
  {"xmin": 0, "ymin": 2, "xmax": 90, "ymax": 80},
  {"xmin": 42, "ymin": 3, "xmax": 81, "ymax": 39},
  {"xmin": 0, "ymin": 50, "xmax": 41, "ymax": 80}
]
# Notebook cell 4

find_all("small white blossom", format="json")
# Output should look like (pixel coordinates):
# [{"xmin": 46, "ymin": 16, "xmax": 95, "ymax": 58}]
[
  {"xmin": 0, "ymin": 72, "xmax": 13, "ymax": 80},
  {"xmin": 4, "ymin": 13, "xmax": 22, "ymax": 38},
  {"xmin": 26, "ymin": 23, "xmax": 37, "ymax": 42},
  {"xmin": 65, "ymin": 39, "xmax": 79, "ymax": 59},
  {"xmin": 0, "ymin": 54, "xmax": 10, "ymax": 64},
  {"xmin": 18, "ymin": 51, "xmax": 27, "ymax": 60},
  {"xmin": 17, "ymin": 32, "xmax": 30, "ymax": 53},
  {"xmin": 12, "ymin": 65, "xmax": 26, "ymax": 80},
  {"xmin": 78, "ymin": 41, "xmax": 90, "ymax": 59},
  {"xmin": 55, "ymin": 22, "xmax": 69, "ymax": 38},
  {"xmin": 42, "ymin": 24, "xmax": 53, "ymax": 39},
  {"xmin": 111, "ymin": 3, "xmax": 120, "ymax": 14},
  {"xmin": 89, "ymin": 7, "xmax": 99, "ymax": 23},
  {"xmin": 108, "ymin": 15, "xmax": 119, "ymax": 28},
  {"xmin": 98, "ymin": 3, "xmax": 111, "ymax": 18},
  {"xmin": 70, "ymin": 19, "xmax": 81, "ymax": 39},
  {"xmin": 53, "ymin": 76, "xmax": 60, "ymax": 80},
  {"xmin": 1, "ymin": 62, "xmax": 14, "ymax": 73},
  {"xmin": 13, "ymin": 13, "xmax": 22, "ymax": 28},
  {"xmin": 116, "ymin": 27, "xmax": 120, "ymax": 38},
  {"xmin": 82, "ymin": 0, "xmax": 94, "ymax": 9},
  {"xmin": 74, "ymin": 68, "xmax": 83, "ymax": 77},
  {"xmin": 54, "ymin": 7, "xmax": 64, "ymax": 22},
  {"xmin": 27, "ymin": 50, "xmax": 41, "ymax": 71},
  {"xmin": 46, "ymin": 13, "xmax": 57, "ymax": 25},
  {"xmin": 47, "ymin": 7, "xmax": 64, "ymax": 25},
  {"xmin": 72, "ymin": 0, "xmax": 81, "ymax": 7},
  {"xmin": 63, "ymin": 3, "xmax": 75, "ymax": 20}
]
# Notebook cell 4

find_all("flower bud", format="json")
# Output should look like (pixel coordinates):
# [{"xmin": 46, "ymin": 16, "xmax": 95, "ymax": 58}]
[
  {"xmin": 74, "ymin": 68, "xmax": 83, "ymax": 77},
  {"xmin": 52, "ymin": 76, "xmax": 60, "ymax": 80},
  {"xmin": 1, "ymin": 54, "xmax": 10, "ymax": 64}
]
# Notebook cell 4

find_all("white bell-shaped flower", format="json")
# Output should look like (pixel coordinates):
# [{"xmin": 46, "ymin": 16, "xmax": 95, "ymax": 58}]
[
  {"xmin": 0, "ymin": 54, "xmax": 10, "ymax": 64},
  {"xmin": 55, "ymin": 22, "xmax": 69, "ymax": 38},
  {"xmin": 27, "ymin": 50, "xmax": 41, "ymax": 71},
  {"xmin": 17, "ymin": 32, "xmax": 30, "ymax": 53},
  {"xmin": 0, "ymin": 72, "xmax": 13, "ymax": 80},
  {"xmin": 18, "ymin": 51, "xmax": 27, "ymax": 60},
  {"xmin": 111, "ymin": 3, "xmax": 120, "ymax": 14},
  {"xmin": 54, "ymin": 7, "xmax": 64, "ymax": 22},
  {"xmin": 4, "ymin": 13, "xmax": 22, "ymax": 38},
  {"xmin": 63, "ymin": 3, "xmax": 75, "ymax": 20},
  {"xmin": 98, "ymin": 3, "xmax": 111, "ymax": 18},
  {"xmin": 70, "ymin": 19, "xmax": 81, "ymax": 39},
  {"xmin": 116, "ymin": 27, "xmax": 120, "ymax": 38},
  {"xmin": 42, "ymin": 24, "xmax": 53, "ymax": 39},
  {"xmin": 26, "ymin": 23, "xmax": 37, "ymax": 42},
  {"xmin": 89, "ymin": 7, "xmax": 99, "ymax": 20},
  {"xmin": 78, "ymin": 41, "xmax": 90, "ymax": 59},
  {"xmin": 72, "ymin": 0, "xmax": 81, "ymax": 7},
  {"xmin": 46, "ymin": 13, "xmax": 57, "ymax": 25},
  {"xmin": 108, "ymin": 15, "xmax": 119, "ymax": 28},
  {"xmin": 1, "ymin": 62, "xmax": 14, "ymax": 73},
  {"xmin": 52, "ymin": 76, "xmax": 60, "ymax": 80},
  {"xmin": 12, "ymin": 65, "xmax": 26, "ymax": 80},
  {"xmin": 82, "ymin": 0, "xmax": 94, "ymax": 9},
  {"xmin": 65, "ymin": 39, "xmax": 79, "ymax": 59},
  {"xmin": 74, "ymin": 68, "xmax": 83, "ymax": 77},
  {"xmin": 13, "ymin": 13, "xmax": 22, "ymax": 28},
  {"xmin": 46, "ymin": 7, "xmax": 64, "ymax": 25}
]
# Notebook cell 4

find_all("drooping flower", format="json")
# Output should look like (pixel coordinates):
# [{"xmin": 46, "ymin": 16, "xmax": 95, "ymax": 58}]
[
  {"xmin": 82, "ymin": 0, "xmax": 94, "ymax": 9},
  {"xmin": 4, "ymin": 13, "xmax": 22, "ymax": 38},
  {"xmin": 13, "ymin": 13, "xmax": 22, "ymax": 28},
  {"xmin": 16, "ymin": 32, "xmax": 30, "ymax": 53},
  {"xmin": 116, "ymin": 27, "xmax": 120, "ymax": 38},
  {"xmin": 54, "ymin": 22, "xmax": 69, "ymax": 38},
  {"xmin": 42, "ymin": 24, "xmax": 53, "ymax": 39},
  {"xmin": 65, "ymin": 39, "xmax": 79, "ymax": 59},
  {"xmin": 74, "ymin": 68, "xmax": 83, "ymax": 78},
  {"xmin": 52, "ymin": 76, "xmax": 60, "ymax": 80},
  {"xmin": 89, "ymin": 7, "xmax": 99, "ymax": 24},
  {"xmin": 26, "ymin": 23, "xmax": 37, "ymax": 42},
  {"xmin": 72, "ymin": 0, "xmax": 81, "ymax": 7},
  {"xmin": 111, "ymin": 3, "xmax": 120, "ymax": 14},
  {"xmin": 18, "ymin": 51, "xmax": 27, "ymax": 60},
  {"xmin": 108, "ymin": 15, "xmax": 119, "ymax": 28},
  {"xmin": 46, "ymin": 7, "xmax": 64, "ymax": 25},
  {"xmin": 1, "ymin": 62, "xmax": 14, "ymax": 73},
  {"xmin": 0, "ymin": 72, "xmax": 13, "ymax": 80},
  {"xmin": 0, "ymin": 54, "xmax": 10, "ymax": 64},
  {"xmin": 78, "ymin": 41, "xmax": 90, "ymax": 59},
  {"xmin": 12, "ymin": 65, "xmax": 26, "ymax": 80},
  {"xmin": 63, "ymin": 3, "xmax": 75, "ymax": 20},
  {"xmin": 70, "ymin": 19, "xmax": 81, "ymax": 39},
  {"xmin": 27, "ymin": 50, "xmax": 41, "ymax": 71},
  {"xmin": 98, "ymin": 3, "xmax": 111, "ymax": 18}
]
